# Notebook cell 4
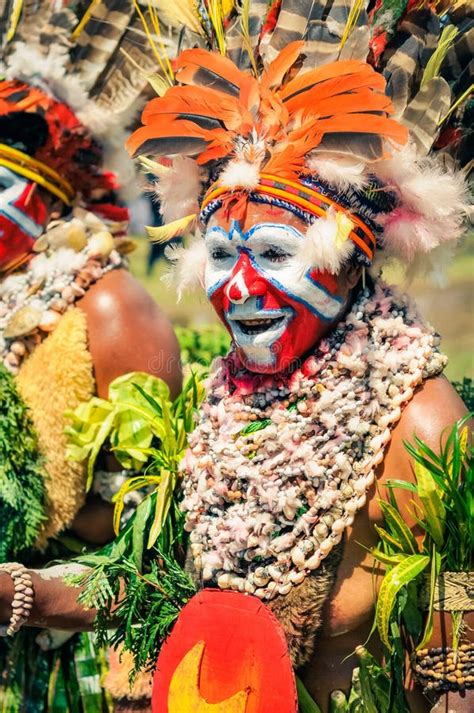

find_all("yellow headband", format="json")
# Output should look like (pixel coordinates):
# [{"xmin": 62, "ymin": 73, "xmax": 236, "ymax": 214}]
[{"xmin": 0, "ymin": 143, "xmax": 75, "ymax": 205}]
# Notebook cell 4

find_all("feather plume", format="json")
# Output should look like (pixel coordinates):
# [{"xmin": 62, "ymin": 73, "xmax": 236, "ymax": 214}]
[
  {"xmin": 306, "ymin": 155, "xmax": 369, "ymax": 191},
  {"xmin": 139, "ymin": 156, "xmax": 171, "ymax": 177},
  {"xmin": 175, "ymin": 48, "xmax": 245, "ymax": 95},
  {"xmin": 218, "ymin": 158, "xmax": 260, "ymax": 189},
  {"xmin": 376, "ymin": 144, "xmax": 470, "ymax": 222},
  {"xmin": 163, "ymin": 237, "xmax": 207, "ymax": 300},
  {"xmin": 147, "ymin": 214, "xmax": 197, "ymax": 243},
  {"xmin": 298, "ymin": 210, "xmax": 355, "ymax": 275},
  {"xmin": 148, "ymin": 0, "xmax": 204, "ymax": 35},
  {"xmin": 153, "ymin": 156, "xmax": 204, "ymax": 224},
  {"xmin": 280, "ymin": 60, "xmax": 386, "ymax": 102},
  {"xmin": 260, "ymin": 40, "xmax": 304, "ymax": 90}
]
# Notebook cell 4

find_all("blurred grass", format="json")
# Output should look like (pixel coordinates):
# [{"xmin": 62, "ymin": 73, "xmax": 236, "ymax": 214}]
[{"xmin": 129, "ymin": 238, "xmax": 473, "ymax": 381}]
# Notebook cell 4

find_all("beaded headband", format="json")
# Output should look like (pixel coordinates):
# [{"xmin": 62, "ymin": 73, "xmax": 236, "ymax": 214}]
[
  {"xmin": 0, "ymin": 144, "xmax": 75, "ymax": 206},
  {"xmin": 200, "ymin": 174, "xmax": 379, "ymax": 264}
]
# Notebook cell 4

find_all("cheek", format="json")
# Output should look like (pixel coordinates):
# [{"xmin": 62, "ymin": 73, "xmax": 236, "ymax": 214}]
[{"xmin": 0, "ymin": 182, "xmax": 49, "ymax": 270}]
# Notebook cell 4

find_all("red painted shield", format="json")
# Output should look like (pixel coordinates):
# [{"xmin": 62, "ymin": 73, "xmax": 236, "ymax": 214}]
[{"xmin": 152, "ymin": 589, "xmax": 297, "ymax": 713}]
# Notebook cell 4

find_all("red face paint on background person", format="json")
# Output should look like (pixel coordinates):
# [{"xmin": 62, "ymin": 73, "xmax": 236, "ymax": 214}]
[
  {"xmin": 0, "ymin": 167, "xmax": 49, "ymax": 271},
  {"xmin": 204, "ymin": 203, "xmax": 353, "ymax": 374}
]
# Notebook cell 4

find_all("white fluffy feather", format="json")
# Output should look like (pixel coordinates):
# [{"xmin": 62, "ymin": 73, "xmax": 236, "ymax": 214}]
[
  {"xmin": 376, "ymin": 143, "xmax": 470, "ymax": 221},
  {"xmin": 154, "ymin": 157, "xmax": 204, "ymax": 224},
  {"xmin": 299, "ymin": 212, "xmax": 355, "ymax": 274},
  {"xmin": 163, "ymin": 237, "xmax": 207, "ymax": 300},
  {"xmin": 306, "ymin": 154, "xmax": 369, "ymax": 191},
  {"xmin": 218, "ymin": 159, "xmax": 260, "ymax": 190},
  {"xmin": 4, "ymin": 45, "xmax": 143, "ymax": 199}
]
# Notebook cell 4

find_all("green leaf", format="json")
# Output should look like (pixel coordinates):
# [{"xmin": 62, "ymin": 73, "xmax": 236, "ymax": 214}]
[
  {"xmin": 132, "ymin": 495, "xmax": 153, "ymax": 571},
  {"xmin": 330, "ymin": 691, "xmax": 348, "ymax": 712},
  {"xmin": 375, "ymin": 554, "xmax": 430, "ymax": 651},
  {"xmin": 112, "ymin": 475, "xmax": 160, "ymax": 535},
  {"xmin": 86, "ymin": 410, "xmax": 117, "ymax": 491},
  {"xmin": 147, "ymin": 470, "xmax": 176, "ymax": 549},
  {"xmin": 296, "ymin": 676, "xmax": 323, "ymax": 713},
  {"xmin": 414, "ymin": 460, "xmax": 446, "ymax": 547},
  {"xmin": 240, "ymin": 419, "xmax": 272, "ymax": 435},
  {"xmin": 379, "ymin": 500, "xmax": 418, "ymax": 555},
  {"xmin": 417, "ymin": 547, "xmax": 441, "ymax": 650},
  {"xmin": 371, "ymin": 548, "xmax": 408, "ymax": 567},
  {"xmin": 373, "ymin": 525, "xmax": 406, "ymax": 553},
  {"xmin": 385, "ymin": 479, "xmax": 417, "ymax": 494}
]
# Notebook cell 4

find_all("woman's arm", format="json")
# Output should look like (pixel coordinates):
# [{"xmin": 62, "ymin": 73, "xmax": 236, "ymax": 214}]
[{"xmin": 0, "ymin": 564, "xmax": 96, "ymax": 631}]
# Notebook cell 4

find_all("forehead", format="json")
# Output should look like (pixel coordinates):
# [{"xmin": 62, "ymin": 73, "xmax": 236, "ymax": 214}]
[{"xmin": 206, "ymin": 201, "xmax": 308, "ymax": 235}]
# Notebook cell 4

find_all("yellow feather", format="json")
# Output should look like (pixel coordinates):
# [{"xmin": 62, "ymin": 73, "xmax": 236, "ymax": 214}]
[
  {"xmin": 239, "ymin": 0, "xmax": 258, "ymax": 76},
  {"xmin": 147, "ymin": 214, "xmax": 197, "ymax": 243},
  {"xmin": 222, "ymin": 0, "xmax": 235, "ymax": 17},
  {"xmin": 148, "ymin": 0, "xmax": 205, "ymax": 35},
  {"xmin": 339, "ymin": 0, "xmax": 365, "ymax": 49},
  {"xmin": 139, "ymin": 156, "xmax": 171, "ymax": 176},
  {"xmin": 147, "ymin": 72, "xmax": 172, "ymax": 96},
  {"xmin": 208, "ymin": 0, "xmax": 226, "ymax": 55},
  {"xmin": 335, "ymin": 213, "xmax": 354, "ymax": 248},
  {"xmin": 6, "ymin": 0, "xmax": 24, "ymax": 42}
]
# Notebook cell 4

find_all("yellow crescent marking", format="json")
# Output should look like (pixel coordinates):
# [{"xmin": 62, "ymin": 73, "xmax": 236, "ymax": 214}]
[{"xmin": 168, "ymin": 640, "xmax": 249, "ymax": 712}]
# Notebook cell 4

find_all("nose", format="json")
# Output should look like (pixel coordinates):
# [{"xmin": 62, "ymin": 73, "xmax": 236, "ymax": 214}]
[{"xmin": 225, "ymin": 252, "xmax": 267, "ymax": 304}]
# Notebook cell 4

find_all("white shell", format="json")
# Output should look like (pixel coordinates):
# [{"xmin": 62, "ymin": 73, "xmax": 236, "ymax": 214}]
[
  {"xmin": 217, "ymin": 573, "xmax": 232, "ymax": 589},
  {"xmin": 306, "ymin": 551, "xmax": 322, "ymax": 570},
  {"xmin": 291, "ymin": 546, "xmax": 306, "ymax": 569}
]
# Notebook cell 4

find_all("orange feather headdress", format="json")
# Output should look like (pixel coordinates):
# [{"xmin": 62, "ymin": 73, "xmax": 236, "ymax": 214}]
[{"xmin": 127, "ymin": 0, "xmax": 470, "ymax": 280}]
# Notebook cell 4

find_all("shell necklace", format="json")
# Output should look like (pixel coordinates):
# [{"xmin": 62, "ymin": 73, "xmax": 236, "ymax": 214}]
[
  {"xmin": 0, "ymin": 208, "xmax": 131, "ymax": 374},
  {"xmin": 181, "ymin": 282, "xmax": 446, "ymax": 600}
]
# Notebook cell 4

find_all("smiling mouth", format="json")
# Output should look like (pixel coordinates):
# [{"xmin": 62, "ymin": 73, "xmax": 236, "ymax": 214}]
[{"xmin": 235, "ymin": 316, "xmax": 285, "ymax": 335}]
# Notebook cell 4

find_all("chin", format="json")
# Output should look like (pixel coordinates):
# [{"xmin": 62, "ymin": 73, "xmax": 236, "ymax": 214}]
[{"xmin": 236, "ymin": 345, "xmax": 302, "ymax": 375}]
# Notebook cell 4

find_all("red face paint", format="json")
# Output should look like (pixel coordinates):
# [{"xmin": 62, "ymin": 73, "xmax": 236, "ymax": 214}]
[
  {"xmin": 0, "ymin": 168, "xmax": 48, "ymax": 271},
  {"xmin": 205, "ymin": 220, "xmax": 345, "ymax": 374}
]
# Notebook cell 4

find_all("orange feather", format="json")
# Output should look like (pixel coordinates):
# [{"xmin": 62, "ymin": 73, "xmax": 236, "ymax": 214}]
[
  {"xmin": 175, "ymin": 48, "xmax": 247, "ymax": 94},
  {"xmin": 260, "ymin": 40, "xmax": 305, "ymax": 91},
  {"xmin": 295, "ymin": 91, "xmax": 393, "ymax": 123},
  {"xmin": 142, "ymin": 86, "xmax": 252, "ymax": 132},
  {"xmin": 284, "ymin": 76, "xmax": 390, "ymax": 115},
  {"xmin": 280, "ymin": 60, "xmax": 386, "ymax": 102},
  {"xmin": 288, "ymin": 114, "xmax": 408, "ymax": 145}
]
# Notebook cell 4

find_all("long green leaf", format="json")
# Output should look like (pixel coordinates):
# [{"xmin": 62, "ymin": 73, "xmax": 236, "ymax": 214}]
[
  {"xmin": 375, "ymin": 554, "xmax": 430, "ymax": 651},
  {"xmin": 132, "ymin": 495, "xmax": 153, "ymax": 571},
  {"xmin": 296, "ymin": 676, "xmax": 322, "ymax": 713},
  {"xmin": 86, "ymin": 410, "xmax": 117, "ymax": 490},
  {"xmin": 147, "ymin": 470, "xmax": 176, "ymax": 549},
  {"xmin": 417, "ymin": 547, "xmax": 441, "ymax": 650},
  {"xmin": 374, "ymin": 525, "xmax": 405, "ymax": 553},
  {"xmin": 379, "ymin": 500, "xmax": 418, "ymax": 555},
  {"xmin": 414, "ymin": 460, "xmax": 446, "ymax": 547},
  {"xmin": 371, "ymin": 549, "xmax": 408, "ymax": 567}
]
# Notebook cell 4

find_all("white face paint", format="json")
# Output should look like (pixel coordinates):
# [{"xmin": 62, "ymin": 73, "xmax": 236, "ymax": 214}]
[{"xmin": 205, "ymin": 219, "xmax": 345, "ymax": 372}]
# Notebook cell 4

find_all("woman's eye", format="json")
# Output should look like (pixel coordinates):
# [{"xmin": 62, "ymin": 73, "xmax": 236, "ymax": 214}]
[
  {"xmin": 210, "ymin": 247, "xmax": 232, "ymax": 261},
  {"xmin": 261, "ymin": 247, "xmax": 289, "ymax": 263}
]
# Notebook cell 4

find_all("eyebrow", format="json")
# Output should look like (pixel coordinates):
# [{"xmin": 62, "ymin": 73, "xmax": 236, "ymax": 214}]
[
  {"xmin": 246, "ymin": 223, "xmax": 305, "ymax": 240},
  {"xmin": 205, "ymin": 223, "xmax": 305, "ymax": 241}
]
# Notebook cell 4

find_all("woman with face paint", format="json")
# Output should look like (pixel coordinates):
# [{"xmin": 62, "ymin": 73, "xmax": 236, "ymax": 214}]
[
  {"xmin": 1, "ymin": 2, "xmax": 472, "ymax": 713},
  {"xmin": 0, "ymin": 2, "xmax": 182, "ymax": 709}
]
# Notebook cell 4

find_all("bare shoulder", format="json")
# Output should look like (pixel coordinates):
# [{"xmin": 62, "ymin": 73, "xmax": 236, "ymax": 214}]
[
  {"xmin": 369, "ymin": 375, "xmax": 467, "ymax": 523},
  {"xmin": 77, "ymin": 268, "xmax": 182, "ymax": 398}
]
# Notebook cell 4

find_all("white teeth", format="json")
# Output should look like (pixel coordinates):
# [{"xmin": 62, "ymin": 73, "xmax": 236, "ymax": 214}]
[{"xmin": 240, "ymin": 319, "xmax": 275, "ymax": 326}]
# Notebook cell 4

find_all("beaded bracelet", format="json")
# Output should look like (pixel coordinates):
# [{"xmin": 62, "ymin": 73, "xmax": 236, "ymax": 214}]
[
  {"xmin": 414, "ymin": 644, "xmax": 474, "ymax": 694},
  {"xmin": 0, "ymin": 563, "xmax": 35, "ymax": 637}
]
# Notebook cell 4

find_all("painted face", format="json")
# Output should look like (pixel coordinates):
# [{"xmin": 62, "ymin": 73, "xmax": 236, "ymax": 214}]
[
  {"xmin": 0, "ymin": 167, "xmax": 49, "ymax": 271},
  {"xmin": 205, "ymin": 203, "xmax": 349, "ymax": 373}
]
